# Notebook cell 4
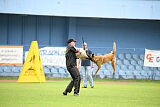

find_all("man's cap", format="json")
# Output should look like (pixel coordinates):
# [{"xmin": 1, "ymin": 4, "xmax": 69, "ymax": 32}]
[{"xmin": 67, "ymin": 38, "xmax": 76, "ymax": 44}]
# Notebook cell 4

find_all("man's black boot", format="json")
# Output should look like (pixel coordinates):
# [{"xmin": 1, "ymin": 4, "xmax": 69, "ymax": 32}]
[{"xmin": 63, "ymin": 90, "xmax": 67, "ymax": 95}]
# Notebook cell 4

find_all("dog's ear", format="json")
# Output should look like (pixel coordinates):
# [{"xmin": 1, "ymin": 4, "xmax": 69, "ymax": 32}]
[{"xmin": 92, "ymin": 54, "xmax": 94, "ymax": 57}]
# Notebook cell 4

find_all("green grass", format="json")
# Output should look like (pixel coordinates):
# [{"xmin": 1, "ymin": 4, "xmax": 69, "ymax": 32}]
[
  {"xmin": 0, "ymin": 81, "xmax": 160, "ymax": 107},
  {"xmin": 1, "ymin": 76, "xmax": 160, "ymax": 83}
]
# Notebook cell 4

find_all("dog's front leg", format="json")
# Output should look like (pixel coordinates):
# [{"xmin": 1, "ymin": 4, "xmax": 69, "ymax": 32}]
[{"xmin": 93, "ymin": 65, "xmax": 101, "ymax": 77}]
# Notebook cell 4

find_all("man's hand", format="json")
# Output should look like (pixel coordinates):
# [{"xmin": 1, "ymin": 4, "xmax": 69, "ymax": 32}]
[
  {"xmin": 77, "ymin": 66, "xmax": 79, "ymax": 70},
  {"xmin": 92, "ymin": 65, "xmax": 94, "ymax": 68},
  {"xmin": 92, "ymin": 62, "xmax": 94, "ymax": 68}
]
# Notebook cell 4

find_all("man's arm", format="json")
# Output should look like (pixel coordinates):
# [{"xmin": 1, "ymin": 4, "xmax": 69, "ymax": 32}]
[
  {"xmin": 77, "ymin": 58, "xmax": 81, "ymax": 70},
  {"xmin": 70, "ymin": 46, "xmax": 79, "ymax": 53}
]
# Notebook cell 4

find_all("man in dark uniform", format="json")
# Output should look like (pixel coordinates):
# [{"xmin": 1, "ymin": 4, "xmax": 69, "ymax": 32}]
[{"xmin": 63, "ymin": 38, "xmax": 81, "ymax": 96}]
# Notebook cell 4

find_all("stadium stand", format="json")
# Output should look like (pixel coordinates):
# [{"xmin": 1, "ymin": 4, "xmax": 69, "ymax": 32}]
[
  {"xmin": 118, "ymin": 54, "xmax": 125, "ymax": 60},
  {"xmin": 43, "ymin": 66, "xmax": 51, "ymax": 77},
  {"xmin": 125, "ymin": 54, "xmax": 132, "ymax": 60},
  {"xmin": 50, "ymin": 67, "xmax": 60, "ymax": 78},
  {"xmin": 0, "ymin": 67, "xmax": 3, "ymax": 72},
  {"xmin": 58, "ymin": 67, "xmax": 67, "ymax": 78},
  {"xmin": 0, "ymin": 52, "xmax": 160, "ymax": 80},
  {"xmin": 156, "ymin": 71, "xmax": 160, "ymax": 79}
]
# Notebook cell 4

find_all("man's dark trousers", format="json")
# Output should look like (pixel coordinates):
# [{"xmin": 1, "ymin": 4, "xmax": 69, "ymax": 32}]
[{"xmin": 65, "ymin": 66, "xmax": 81, "ymax": 94}]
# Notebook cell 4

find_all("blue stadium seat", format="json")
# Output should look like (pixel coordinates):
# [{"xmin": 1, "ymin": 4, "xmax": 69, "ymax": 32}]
[
  {"xmin": 59, "ymin": 68, "xmax": 66, "ymax": 74},
  {"xmin": 0, "ymin": 67, "xmax": 3, "ymax": 72},
  {"xmin": 65, "ymin": 70, "xmax": 70, "ymax": 75},
  {"xmin": 154, "ymin": 67, "xmax": 158, "ymax": 71},
  {"xmin": 65, "ymin": 74, "xmax": 71, "ymax": 78},
  {"xmin": 53, "ymin": 66, "xmax": 60, "ymax": 72},
  {"xmin": 135, "ymin": 66, "xmax": 143, "ymax": 71},
  {"xmin": 92, "ymin": 64, "xmax": 98, "ymax": 74},
  {"xmin": 103, "ymin": 70, "xmax": 112, "ymax": 79},
  {"xmin": 63, "ymin": 68, "xmax": 72, "ymax": 78},
  {"xmin": 114, "ymin": 73, "xmax": 119, "ymax": 79},
  {"xmin": 130, "ymin": 60, "xmax": 138, "ymax": 66},
  {"xmin": 103, "ymin": 70, "xmax": 112, "ymax": 75},
  {"xmin": 140, "ymin": 55, "xmax": 144, "ymax": 60},
  {"xmin": 105, "ymin": 65, "xmax": 113, "ymax": 72},
  {"xmin": 47, "ymin": 66, "xmax": 54, "ymax": 69},
  {"xmin": 128, "ymin": 65, "xmax": 135, "ymax": 71},
  {"xmin": 12, "ymin": 67, "xmax": 19, "ymax": 73},
  {"xmin": 51, "ymin": 67, "xmax": 58, "ymax": 73},
  {"xmin": 59, "ymin": 67, "xmax": 67, "ymax": 78},
  {"xmin": 142, "ymin": 66, "xmax": 150, "ymax": 71},
  {"xmin": 97, "ymin": 71, "xmax": 104, "ymax": 79},
  {"xmin": 125, "ymin": 70, "xmax": 134, "ymax": 79},
  {"xmin": 155, "ymin": 71, "xmax": 160, "ymax": 76},
  {"xmin": 147, "ymin": 71, "xmax": 152, "ymax": 75},
  {"xmin": 11, "ymin": 67, "xmax": 20, "ymax": 76},
  {"xmin": 133, "ymin": 70, "xmax": 141, "ymax": 79},
  {"xmin": 115, "ymin": 65, "xmax": 120, "ymax": 71},
  {"xmin": 116, "ymin": 60, "xmax": 122, "ymax": 65},
  {"xmin": 118, "ymin": 54, "xmax": 125, "ymax": 60},
  {"xmin": 100, "ymin": 65, "xmax": 105, "ymax": 69},
  {"xmin": 133, "ymin": 66, "xmax": 143, "ymax": 79},
  {"xmin": 132, "ymin": 54, "xmax": 139, "ymax": 61},
  {"xmin": 119, "ymin": 65, "xmax": 128, "ymax": 79},
  {"xmin": 155, "ymin": 71, "xmax": 160, "ymax": 80},
  {"xmin": 17, "ymin": 66, "xmax": 23, "ymax": 72},
  {"xmin": 125, "ymin": 54, "xmax": 132, "ymax": 60},
  {"xmin": 118, "ymin": 70, "xmax": 127, "ymax": 79},
  {"xmin": 94, "ymin": 63, "xmax": 98, "ymax": 69},
  {"xmin": 100, "ymin": 65, "xmax": 106, "ymax": 72},
  {"xmin": 137, "ymin": 60, "xmax": 144, "ymax": 66},
  {"xmin": 146, "ymin": 71, "xmax": 152, "ymax": 80},
  {"xmin": 141, "ymin": 70, "xmax": 149, "ymax": 79},
  {"xmin": 3, "ymin": 66, "xmax": 12, "ymax": 72},
  {"xmin": 43, "ymin": 67, "xmax": 50, "ymax": 73},
  {"xmin": 120, "ymin": 65, "xmax": 128, "ymax": 71},
  {"xmin": 50, "ymin": 67, "xmax": 60, "ymax": 77},
  {"xmin": 2, "ymin": 66, "xmax": 19, "ymax": 76},
  {"xmin": 104, "ymin": 64, "xmax": 108, "ymax": 70},
  {"xmin": 150, "ymin": 67, "xmax": 154, "ymax": 71},
  {"xmin": 96, "ymin": 53, "xmax": 102, "ymax": 56},
  {"xmin": 123, "ymin": 60, "xmax": 130, "ymax": 65},
  {"xmin": 43, "ymin": 67, "xmax": 51, "ymax": 77}
]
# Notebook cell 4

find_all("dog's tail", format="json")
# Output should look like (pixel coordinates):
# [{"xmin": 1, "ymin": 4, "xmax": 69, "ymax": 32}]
[{"xmin": 112, "ymin": 42, "xmax": 116, "ymax": 54}]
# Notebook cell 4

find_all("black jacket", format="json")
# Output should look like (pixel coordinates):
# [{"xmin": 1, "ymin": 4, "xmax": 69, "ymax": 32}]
[{"xmin": 65, "ymin": 44, "xmax": 78, "ymax": 67}]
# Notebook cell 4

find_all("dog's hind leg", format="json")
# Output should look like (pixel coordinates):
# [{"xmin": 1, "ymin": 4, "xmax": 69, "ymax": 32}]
[
  {"xmin": 93, "ymin": 65, "xmax": 101, "ymax": 77},
  {"xmin": 111, "ymin": 59, "xmax": 116, "ymax": 75}
]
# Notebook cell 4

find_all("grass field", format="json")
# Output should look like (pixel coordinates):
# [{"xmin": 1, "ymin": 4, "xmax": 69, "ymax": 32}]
[{"xmin": 0, "ymin": 79, "xmax": 160, "ymax": 107}]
